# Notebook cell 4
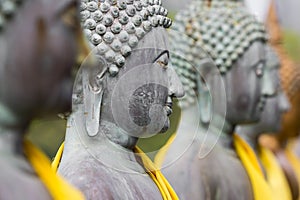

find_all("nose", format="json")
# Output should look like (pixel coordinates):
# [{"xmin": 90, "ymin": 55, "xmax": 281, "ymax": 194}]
[
  {"xmin": 167, "ymin": 65, "xmax": 185, "ymax": 98},
  {"xmin": 279, "ymin": 91, "xmax": 291, "ymax": 113},
  {"xmin": 261, "ymin": 68, "xmax": 276, "ymax": 98}
]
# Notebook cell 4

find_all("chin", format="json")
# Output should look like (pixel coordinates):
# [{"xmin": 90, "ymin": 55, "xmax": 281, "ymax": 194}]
[{"xmin": 249, "ymin": 107, "xmax": 262, "ymax": 123}]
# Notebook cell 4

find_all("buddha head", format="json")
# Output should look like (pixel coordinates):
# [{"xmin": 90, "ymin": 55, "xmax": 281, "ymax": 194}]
[
  {"xmin": 0, "ymin": 0, "xmax": 86, "ymax": 128},
  {"xmin": 72, "ymin": 0, "xmax": 184, "ymax": 140},
  {"xmin": 169, "ymin": 0, "xmax": 268, "ymax": 126},
  {"xmin": 276, "ymin": 58, "xmax": 300, "ymax": 141},
  {"xmin": 258, "ymin": 46, "xmax": 290, "ymax": 133},
  {"xmin": 237, "ymin": 46, "xmax": 290, "ymax": 135}
]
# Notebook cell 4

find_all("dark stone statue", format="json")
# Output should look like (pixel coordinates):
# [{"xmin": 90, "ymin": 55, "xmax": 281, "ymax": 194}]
[
  {"xmin": 56, "ymin": 0, "xmax": 184, "ymax": 199},
  {"xmin": 236, "ymin": 46, "xmax": 292, "ymax": 200},
  {"xmin": 0, "ymin": 0, "xmax": 87, "ymax": 199},
  {"xmin": 157, "ymin": 1, "xmax": 269, "ymax": 199}
]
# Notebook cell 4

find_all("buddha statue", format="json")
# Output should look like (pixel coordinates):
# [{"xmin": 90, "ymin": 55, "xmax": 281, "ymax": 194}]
[
  {"xmin": 53, "ymin": 0, "xmax": 184, "ymax": 199},
  {"xmin": 243, "ymin": 1, "xmax": 300, "ymax": 199},
  {"xmin": 236, "ymin": 46, "xmax": 292, "ymax": 200},
  {"xmin": 154, "ymin": 1, "xmax": 269, "ymax": 199},
  {"xmin": 0, "ymin": 0, "xmax": 87, "ymax": 199},
  {"xmin": 259, "ymin": 47, "xmax": 300, "ymax": 200}
]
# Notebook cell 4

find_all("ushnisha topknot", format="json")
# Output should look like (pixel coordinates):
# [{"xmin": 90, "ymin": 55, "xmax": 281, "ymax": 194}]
[
  {"xmin": 81, "ymin": 0, "xmax": 172, "ymax": 76},
  {"xmin": 0, "ymin": 0, "xmax": 23, "ymax": 31},
  {"xmin": 170, "ymin": 0, "xmax": 268, "ymax": 107}
]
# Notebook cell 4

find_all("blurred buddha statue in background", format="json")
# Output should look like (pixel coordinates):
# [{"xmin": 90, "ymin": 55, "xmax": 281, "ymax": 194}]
[
  {"xmin": 260, "ymin": 52, "xmax": 300, "ymax": 200},
  {"xmin": 155, "ymin": 0, "xmax": 269, "ymax": 199},
  {"xmin": 52, "ymin": 0, "xmax": 184, "ymax": 199},
  {"xmin": 244, "ymin": 1, "xmax": 300, "ymax": 199},
  {"xmin": 0, "ymin": 0, "xmax": 87, "ymax": 199},
  {"xmin": 236, "ymin": 46, "xmax": 292, "ymax": 200}
]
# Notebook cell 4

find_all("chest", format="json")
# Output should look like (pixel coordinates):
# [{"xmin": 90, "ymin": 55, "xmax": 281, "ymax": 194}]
[
  {"xmin": 201, "ymin": 149, "xmax": 253, "ymax": 200},
  {"xmin": 108, "ymin": 171, "xmax": 163, "ymax": 200}
]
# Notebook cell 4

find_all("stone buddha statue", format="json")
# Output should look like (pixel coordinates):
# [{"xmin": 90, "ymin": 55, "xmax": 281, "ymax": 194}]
[
  {"xmin": 236, "ymin": 46, "xmax": 292, "ymax": 200},
  {"xmin": 245, "ymin": 1, "xmax": 300, "ymax": 198},
  {"xmin": 53, "ymin": 0, "xmax": 184, "ymax": 199},
  {"xmin": 0, "ymin": 0, "xmax": 87, "ymax": 199},
  {"xmin": 155, "ymin": 1, "xmax": 269, "ymax": 199},
  {"xmin": 259, "ymin": 51, "xmax": 300, "ymax": 200}
]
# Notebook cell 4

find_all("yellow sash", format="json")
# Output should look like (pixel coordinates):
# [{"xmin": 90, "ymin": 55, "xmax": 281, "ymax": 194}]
[
  {"xmin": 154, "ymin": 134, "xmax": 176, "ymax": 168},
  {"xmin": 24, "ymin": 140, "xmax": 85, "ymax": 200},
  {"xmin": 234, "ymin": 134, "xmax": 292, "ymax": 200},
  {"xmin": 260, "ymin": 146, "xmax": 292, "ymax": 200},
  {"xmin": 53, "ymin": 143, "xmax": 179, "ymax": 200},
  {"xmin": 134, "ymin": 146, "xmax": 179, "ymax": 200}
]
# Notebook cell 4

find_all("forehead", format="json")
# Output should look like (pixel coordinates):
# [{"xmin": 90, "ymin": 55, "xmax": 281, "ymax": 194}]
[
  {"xmin": 136, "ymin": 27, "xmax": 168, "ymax": 53},
  {"xmin": 125, "ymin": 28, "xmax": 169, "ymax": 66},
  {"xmin": 241, "ymin": 41, "xmax": 265, "ymax": 67}
]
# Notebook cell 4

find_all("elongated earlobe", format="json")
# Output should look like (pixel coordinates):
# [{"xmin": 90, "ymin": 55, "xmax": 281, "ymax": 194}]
[
  {"xmin": 196, "ymin": 58, "xmax": 214, "ymax": 125},
  {"xmin": 82, "ymin": 58, "xmax": 106, "ymax": 137},
  {"xmin": 199, "ymin": 86, "xmax": 211, "ymax": 125}
]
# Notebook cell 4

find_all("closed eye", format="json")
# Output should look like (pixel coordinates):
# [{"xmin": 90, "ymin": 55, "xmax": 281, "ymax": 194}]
[
  {"xmin": 155, "ymin": 51, "xmax": 169, "ymax": 69},
  {"xmin": 254, "ymin": 61, "xmax": 265, "ymax": 78},
  {"xmin": 157, "ymin": 60, "xmax": 168, "ymax": 68}
]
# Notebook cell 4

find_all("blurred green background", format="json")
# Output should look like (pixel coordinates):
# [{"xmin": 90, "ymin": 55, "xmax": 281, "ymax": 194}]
[{"xmin": 27, "ymin": 27, "xmax": 300, "ymax": 161}]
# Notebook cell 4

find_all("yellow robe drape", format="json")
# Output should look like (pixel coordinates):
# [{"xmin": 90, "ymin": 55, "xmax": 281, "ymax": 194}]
[
  {"xmin": 154, "ymin": 134, "xmax": 176, "ymax": 168},
  {"xmin": 52, "ymin": 143, "xmax": 179, "ymax": 200},
  {"xmin": 24, "ymin": 140, "xmax": 85, "ymax": 200},
  {"xmin": 234, "ymin": 134, "xmax": 292, "ymax": 200}
]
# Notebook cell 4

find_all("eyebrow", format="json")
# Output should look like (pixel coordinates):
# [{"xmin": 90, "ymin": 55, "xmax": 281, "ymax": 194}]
[
  {"xmin": 153, "ymin": 50, "xmax": 170, "ymax": 63},
  {"xmin": 250, "ymin": 59, "xmax": 265, "ymax": 69}
]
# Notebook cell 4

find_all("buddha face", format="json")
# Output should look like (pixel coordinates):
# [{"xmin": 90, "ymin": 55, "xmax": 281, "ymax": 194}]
[
  {"xmin": 254, "ymin": 46, "xmax": 291, "ymax": 133},
  {"xmin": 102, "ymin": 28, "xmax": 184, "ymax": 138},
  {"xmin": 224, "ymin": 41, "xmax": 266, "ymax": 124},
  {"xmin": 0, "ymin": 0, "xmax": 82, "ymax": 121},
  {"xmin": 253, "ymin": 68, "xmax": 290, "ymax": 133}
]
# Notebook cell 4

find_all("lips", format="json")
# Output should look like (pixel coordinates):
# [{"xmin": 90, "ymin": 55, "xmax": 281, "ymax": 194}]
[
  {"xmin": 165, "ymin": 96, "xmax": 173, "ymax": 116},
  {"xmin": 165, "ymin": 104, "xmax": 173, "ymax": 116},
  {"xmin": 258, "ymin": 97, "xmax": 266, "ymax": 111}
]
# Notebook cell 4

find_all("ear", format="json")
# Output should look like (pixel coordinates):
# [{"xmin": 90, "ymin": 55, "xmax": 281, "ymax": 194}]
[
  {"xmin": 195, "ymin": 58, "xmax": 215, "ymax": 124},
  {"xmin": 195, "ymin": 58, "xmax": 217, "ymax": 80},
  {"xmin": 82, "ymin": 54, "xmax": 107, "ymax": 137}
]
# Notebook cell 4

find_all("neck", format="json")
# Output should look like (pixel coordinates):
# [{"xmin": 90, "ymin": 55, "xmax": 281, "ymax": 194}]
[
  {"xmin": 63, "ymin": 112, "xmax": 146, "ymax": 173},
  {"xmin": 180, "ymin": 103, "xmax": 235, "ymax": 148},
  {"xmin": 65, "ymin": 109, "xmax": 138, "ymax": 150},
  {"xmin": 237, "ymin": 125, "xmax": 268, "ymax": 178},
  {"xmin": 237, "ymin": 126, "xmax": 260, "ymax": 152},
  {"xmin": 100, "ymin": 120, "xmax": 138, "ymax": 149},
  {"xmin": 209, "ymin": 114, "xmax": 235, "ymax": 149}
]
